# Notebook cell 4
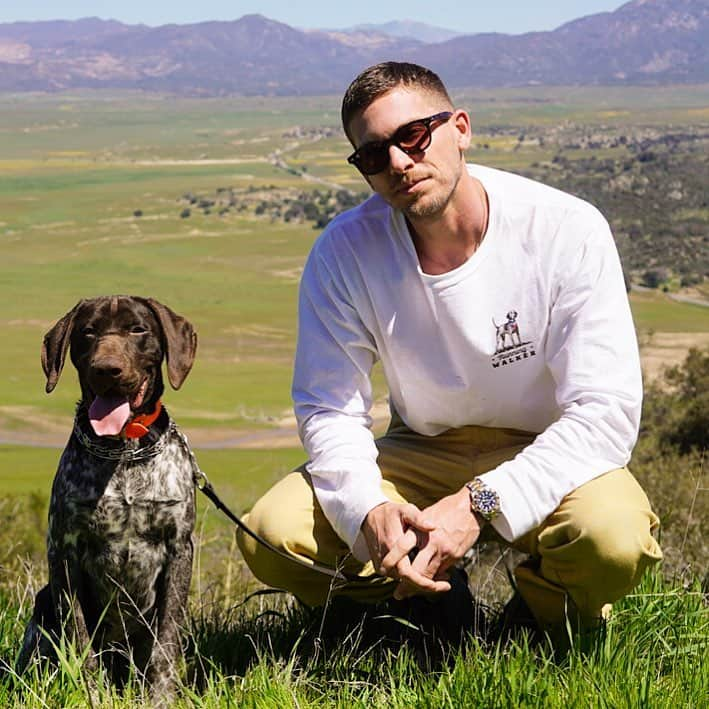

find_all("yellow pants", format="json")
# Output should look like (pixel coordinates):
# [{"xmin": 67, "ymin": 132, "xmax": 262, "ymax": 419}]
[{"xmin": 238, "ymin": 418, "xmax": 662, "ymax": 630}]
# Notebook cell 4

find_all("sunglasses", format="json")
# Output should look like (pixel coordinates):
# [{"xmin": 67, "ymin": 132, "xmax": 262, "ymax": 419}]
[{"xmin": 347, "ymin": 111, "xmax": 454, "ymax": 175}]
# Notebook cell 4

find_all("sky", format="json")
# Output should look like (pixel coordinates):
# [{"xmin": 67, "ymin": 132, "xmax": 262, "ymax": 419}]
[{"xmin": 0, "ymin": 1, "xmax": 628, "ymax": 35}]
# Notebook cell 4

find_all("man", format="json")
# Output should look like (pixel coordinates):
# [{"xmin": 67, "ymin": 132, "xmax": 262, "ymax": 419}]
[{"xmin": 238, "ymin": 62, "xmax": 662, "ymax": 640}]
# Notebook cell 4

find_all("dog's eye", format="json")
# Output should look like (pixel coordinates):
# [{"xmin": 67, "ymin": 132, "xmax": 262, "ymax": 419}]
[
  {"xmin": 82, "ymin": 327, "xmax": 96, "ymax": 338},
  {"xmin": 130, "ymin": 326, "xmax": 148, "ymax": 335}
]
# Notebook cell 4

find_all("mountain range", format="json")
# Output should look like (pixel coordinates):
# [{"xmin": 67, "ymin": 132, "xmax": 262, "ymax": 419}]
[
  {"xmin": 333, "ymin": 20, "xmax": 462, "ymax": 44},
  {"xmin": 0, "ymin": 0, "xmax": 707, "ymax": 95}
]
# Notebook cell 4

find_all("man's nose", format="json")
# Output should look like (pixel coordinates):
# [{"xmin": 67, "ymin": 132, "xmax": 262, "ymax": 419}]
[{"xmin": 388, "ymin": 144, "xmax": 415, "ymax": 173}]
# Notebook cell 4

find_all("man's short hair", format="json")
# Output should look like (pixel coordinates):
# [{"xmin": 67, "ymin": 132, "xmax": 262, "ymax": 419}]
[{"xmin": 341, "ymin": 62, "xmax": 453, "ymax": 142}]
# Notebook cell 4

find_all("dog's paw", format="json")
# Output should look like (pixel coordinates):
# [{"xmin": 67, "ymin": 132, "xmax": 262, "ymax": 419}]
[{"xmin": 148, "ymin": 676, "xmax": 178, "ymax": 708}]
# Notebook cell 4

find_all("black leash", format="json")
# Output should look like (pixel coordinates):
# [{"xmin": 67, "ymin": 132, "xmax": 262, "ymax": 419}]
[{"xmin": 173, "ymin": 425, "xmax": 369, "ymax": 584}]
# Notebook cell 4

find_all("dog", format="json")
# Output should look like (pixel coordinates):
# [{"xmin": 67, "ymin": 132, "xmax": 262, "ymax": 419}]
[
  {"xmin": 16, "ymin": 296, "xmax": 198, "ymax": 700},
  {"xmin": 493, "ymin": 310, "xmax": 522, "ymax": 352}
]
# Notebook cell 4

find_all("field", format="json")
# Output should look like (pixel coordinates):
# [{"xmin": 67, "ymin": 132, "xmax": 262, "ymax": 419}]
[{"xmin": 0, "ymin": 86, "xmax": 707, "ymax": 705}]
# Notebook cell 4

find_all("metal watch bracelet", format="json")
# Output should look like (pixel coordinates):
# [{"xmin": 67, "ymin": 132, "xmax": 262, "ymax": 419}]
[{"xmin": 465, "ymin": 477, "xmax": 501, "ymax": 522}]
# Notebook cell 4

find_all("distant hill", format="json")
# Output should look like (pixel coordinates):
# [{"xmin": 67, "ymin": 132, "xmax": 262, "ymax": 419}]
[
  {"xmin": 340, "ymin": 20, "xmax": 461, "ymax": 44},
  {"xmin": 0, "ymin": 0, "xmax": 706, "ymax": 95},
  {"xmin": 424, "ymin": 0, "xmax": 709, "ymax": 87}
]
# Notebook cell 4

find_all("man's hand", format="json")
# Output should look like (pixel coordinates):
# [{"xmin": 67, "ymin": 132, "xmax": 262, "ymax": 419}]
[
  {"xmin": 361, "ymin": 501, "xmax": 451, "ymax": 596},
  {"xmin": 394, "ymin": 487, "xmax": 482, "ymax": 599},
  {"xmin": 362, "ymin": 489, "xmax": 482, "ymax": 599}
]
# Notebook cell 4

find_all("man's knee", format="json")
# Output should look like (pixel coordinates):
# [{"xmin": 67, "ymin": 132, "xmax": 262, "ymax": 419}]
[
  {"xmin": 238, "ymin": 490, "xmax": 293, "ymax": 555},
  {"xmin": 235, "ymin": 508, "xmax": 285, "ymax": 591},
  {"xmin": 581, "ymin": 511, "xmax": 660, "ymax": 595},
  {"xmin": 236, "ymin": 471, "xmax": 361, "ymax": 606},
  {"xmin": 541, "ymin": 501, "xmax": 662, "ymax": 600},
  {"xmin": 236, "ymin": 472, "xmax": 315, "ymax": 589}
]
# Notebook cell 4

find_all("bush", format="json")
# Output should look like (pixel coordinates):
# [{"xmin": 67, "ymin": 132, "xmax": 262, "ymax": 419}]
[
  {"xmin": 641, "ymin": 268, "xmax": 670, "ymax": 289},
  {"xmin": 633, "ymin": 345, "xmax": 709, "ymax": 580},
  {"xmin": 642, "ymin": 346, "xmax": 709, "ymax": 454}
]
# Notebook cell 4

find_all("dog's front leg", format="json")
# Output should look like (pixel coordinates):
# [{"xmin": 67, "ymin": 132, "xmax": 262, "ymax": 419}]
[
  {"xmin": 48, "ymin": 553, "xmax": 98, "ymax": 672},
  {"xmin": 15, "ymin": 584, "xmax": 59, "ymax": 673},
  {"xmin": 146, "ymin": 537, "xmax": 193, "ymax": 702}
]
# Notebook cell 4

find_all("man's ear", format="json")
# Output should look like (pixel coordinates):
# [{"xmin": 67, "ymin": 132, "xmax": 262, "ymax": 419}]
[{"xmin": 453, "ymin": 109, "xmax": 472, "ymax": 152}]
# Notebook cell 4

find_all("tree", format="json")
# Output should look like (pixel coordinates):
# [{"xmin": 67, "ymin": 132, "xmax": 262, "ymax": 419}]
[
  {"xmin": 642, "ymin": 345, "xmax": 709, "ymax": 454},
  {"xmin": 664, "ymin": 347, "xmax": 709, "ymax": 453},
  {"xmin": 641, "ymin": 268, "xmax": 669, "ymax": 289}
]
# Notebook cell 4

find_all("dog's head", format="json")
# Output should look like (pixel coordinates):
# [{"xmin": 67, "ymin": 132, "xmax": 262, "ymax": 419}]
[
  {"xmin": 506, "ymin": 310, "xmax": 518, "ymax": 322},
  {"xmin": 42, "ymin": 296, "xmax": 197, "ymax": 436}
]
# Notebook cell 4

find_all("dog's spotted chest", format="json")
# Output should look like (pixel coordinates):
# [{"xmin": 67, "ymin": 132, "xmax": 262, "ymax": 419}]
[{"xmin": 49, "ymin": 431, "xmax": 195, "ymax": 625}]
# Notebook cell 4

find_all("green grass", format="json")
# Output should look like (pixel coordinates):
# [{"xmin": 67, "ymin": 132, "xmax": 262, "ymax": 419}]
[
  {"xmin": 2, "ymin": 88, "xmax": 707, "ymax": 438},
  {"xmin": 630, "ymin": 290, "xmax": 709, "ymax": 333},
  {"xmin": 0, "ymin": 444, "xmax": 303, "ymax": 502},
  {"xmin": 0, "ymin": 569, "xmax": 706, "ymax": 707},
  {"xmin": 454, "ymin": 84, "xmax": 709, "ymax": 126},
  {"xmin": 0, "ymin": 446, "xmax": 63, "ymax": 494}
]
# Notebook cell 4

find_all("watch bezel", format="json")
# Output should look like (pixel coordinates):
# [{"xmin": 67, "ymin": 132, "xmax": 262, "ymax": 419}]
[{"xmin": 466, "ymin": 478, "xmax": 501, "ymax": 521}]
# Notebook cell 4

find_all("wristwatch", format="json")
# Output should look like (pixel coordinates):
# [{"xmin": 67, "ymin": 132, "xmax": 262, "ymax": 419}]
[{"xmin": 465, "ymin": 477, "xmax": 501, "ymax": 523}]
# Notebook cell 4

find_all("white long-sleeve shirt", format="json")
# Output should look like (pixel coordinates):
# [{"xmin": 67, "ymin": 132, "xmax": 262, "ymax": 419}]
[{"xmin": 293, "ymin": 164, "xmax": 642, "ymax": 558}]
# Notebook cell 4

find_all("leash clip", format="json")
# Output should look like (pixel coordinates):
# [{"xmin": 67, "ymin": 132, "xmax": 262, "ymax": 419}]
[{"xmin": 172, "ymin": 424, "xmax": 211, "ymax": 491}]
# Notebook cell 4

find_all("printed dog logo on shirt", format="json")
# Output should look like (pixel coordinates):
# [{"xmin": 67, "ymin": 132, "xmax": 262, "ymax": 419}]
[{"xmin": 491, "ymin": 310, "xmax": 536, "ymax": 368}]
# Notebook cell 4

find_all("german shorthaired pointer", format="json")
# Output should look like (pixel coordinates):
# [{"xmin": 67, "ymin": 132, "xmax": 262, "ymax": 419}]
[{"xmin": 17, "ymin": 296, "xmax": 198, "ymax": 700}]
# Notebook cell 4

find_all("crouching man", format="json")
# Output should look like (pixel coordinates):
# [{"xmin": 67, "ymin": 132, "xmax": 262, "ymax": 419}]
[{"xmin": 238, "ymin": 62, "xmax": 662, "ymax": 643}]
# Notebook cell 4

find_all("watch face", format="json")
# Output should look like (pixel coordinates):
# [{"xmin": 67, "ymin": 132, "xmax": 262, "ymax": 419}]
[
  {"xmin": 477, "ymin": 489, "xmax": 499, "ymax": 516},
  {"xmin": 468, "ymin": 479, "xmax": 500, "ymax": 520}
]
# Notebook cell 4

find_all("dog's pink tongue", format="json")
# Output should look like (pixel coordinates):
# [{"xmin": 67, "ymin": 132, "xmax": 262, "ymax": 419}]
[{"xmin": 89, "ymin": 395, "xmax": 130, "ymax": 436}]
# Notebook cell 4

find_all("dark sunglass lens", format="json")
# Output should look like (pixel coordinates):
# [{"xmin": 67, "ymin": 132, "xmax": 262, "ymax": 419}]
[
  {"xmin": 358, "ymin": 145, "xmax": 388, "ymax": 174},
  {"xmin": 396, "ymin": 122, "xmax": 430, "ymax": 151}
]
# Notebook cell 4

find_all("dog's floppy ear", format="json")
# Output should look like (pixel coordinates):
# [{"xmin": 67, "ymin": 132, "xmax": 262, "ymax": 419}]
[
  {"xmin": 145, "ymin": 298, "xmax": 197, "ymax": 390},
  {"xmin": 42, "ymin": 301, "xmax": 84, "ymax": 393}
]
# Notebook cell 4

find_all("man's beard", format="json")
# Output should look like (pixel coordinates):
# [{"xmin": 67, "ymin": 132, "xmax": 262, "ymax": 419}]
[
  {"xmin": 400, "ymin": 166, "xmax": 462, "ymax": 220},
  {"xmin": 404, "ymin": 190, "xmax": 452, "ymax": 219}
]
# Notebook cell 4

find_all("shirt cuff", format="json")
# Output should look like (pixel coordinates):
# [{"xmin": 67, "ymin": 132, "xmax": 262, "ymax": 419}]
[
  {"xmin": 352, "ymin": 530, "xmax": 372, "ymax": 563},
  {"xmin": 478, "ymin": 467, "xmax": 537, "ymax": 542},
  {"xmin": 307, "ymin": 462, "xmax": 389, "ymax": 553}
]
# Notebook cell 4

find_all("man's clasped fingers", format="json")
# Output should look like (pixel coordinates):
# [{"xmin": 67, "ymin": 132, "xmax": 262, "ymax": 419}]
[
  {"xmin": 391, "ymin": 542, "xmax": 452, "ymax": 599},
  {"xmin": 378, "ymin": 526, "xmax": 418, "ymax": 576}
]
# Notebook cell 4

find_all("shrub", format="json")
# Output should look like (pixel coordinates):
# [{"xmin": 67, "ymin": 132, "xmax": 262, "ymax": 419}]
[
  {"xmin": 634, "ymin": 345, "xmax": 709, "ymax": 580},
  {"xmin": 642, "ymin": 346, "xmax": 709, "ymax": 454},
  {"xmin": 641, "ymin": 268, "xmax": 669, "ymax": 289}
]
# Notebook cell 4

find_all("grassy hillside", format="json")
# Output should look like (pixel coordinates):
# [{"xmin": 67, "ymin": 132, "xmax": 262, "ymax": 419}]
[
  {"xmin": 0, "ymin": 87, "xmax": 706, "ymax": 707},
  {"xmin": 1, "ymin": 88, "xmax": 707, "ymax": 440}
]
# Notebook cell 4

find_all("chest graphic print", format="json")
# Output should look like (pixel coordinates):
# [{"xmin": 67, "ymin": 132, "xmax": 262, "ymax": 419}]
[{"xmin": 491, "ymin": 310, "xmax": 537, "ymax": 368}]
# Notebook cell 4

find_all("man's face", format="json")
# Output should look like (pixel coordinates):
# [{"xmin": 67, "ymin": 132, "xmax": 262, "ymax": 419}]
[{"xmin": 347, "ymin": 87, "xmax": 471, "ymax": 219}]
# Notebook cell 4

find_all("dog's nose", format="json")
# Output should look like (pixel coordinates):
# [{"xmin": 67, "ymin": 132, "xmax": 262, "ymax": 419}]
[
  {"xmin": 89, "ymin": 356, "xmax": 127, "ymax": 392},
  {"xmin": 92, "ymin": 363, "xmax": 124, "ymax": 380}
]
